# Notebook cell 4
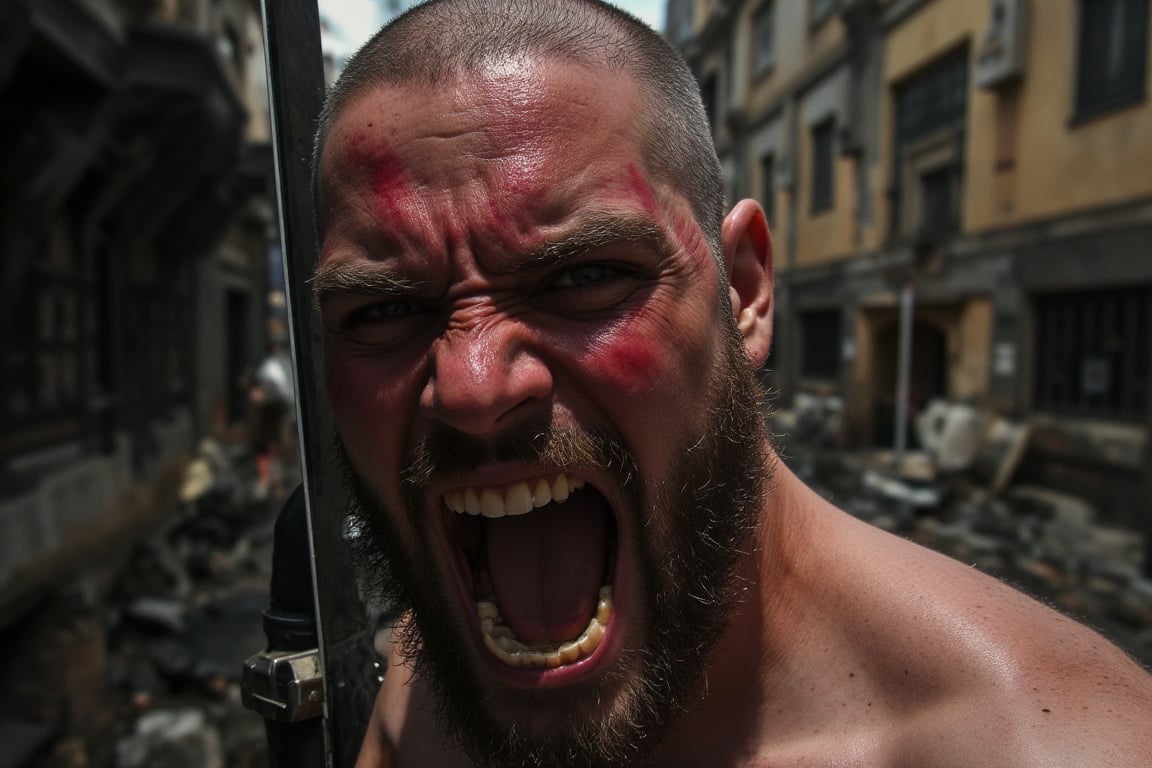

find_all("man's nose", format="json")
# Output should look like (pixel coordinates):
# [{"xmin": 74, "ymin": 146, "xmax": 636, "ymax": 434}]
[{"xmin": 419, "ymin": 323, "xmax": 553, "ymax": 435}]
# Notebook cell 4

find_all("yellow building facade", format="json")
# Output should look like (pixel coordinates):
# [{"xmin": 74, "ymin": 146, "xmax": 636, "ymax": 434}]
[{"xmin": 669, "ymin": 0, "xmax": 1152, "ymax": 523}]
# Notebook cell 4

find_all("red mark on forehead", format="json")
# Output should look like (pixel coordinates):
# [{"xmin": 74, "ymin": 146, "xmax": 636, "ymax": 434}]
[
  {"xmin": 483, "ymin": 196, "xmax": 526, "ymax": 254},
  {"xmin": 626, "ymin": 163, "xmax": 660, "ymax": 217},
  {"xmin": 347, "ymin": 130, "xmax": 412, "ymax": 224}
]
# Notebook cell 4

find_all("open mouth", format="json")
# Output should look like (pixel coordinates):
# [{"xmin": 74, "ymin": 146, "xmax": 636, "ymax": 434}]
[{"xmin": 440, "ymin": 472, "xmax": 618, "ymax": 672}]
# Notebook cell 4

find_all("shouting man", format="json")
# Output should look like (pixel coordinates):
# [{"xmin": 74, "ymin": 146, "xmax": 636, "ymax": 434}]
[{"xmin": 311, "ymin": 1, "xmax": 1152, "ymax": 765}]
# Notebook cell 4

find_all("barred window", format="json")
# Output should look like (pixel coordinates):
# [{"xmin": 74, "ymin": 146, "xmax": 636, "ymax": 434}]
[
  {"xmin": 1033, "ymin": 287, "xmax": 1151, "ymax": 419},
  {"xmin": 892, "ymin": 49, "xmax": 968, "ymax": 237},
  {"xmin": 1, "ymin": 223, "xmax": 92, "ymax": 457}
]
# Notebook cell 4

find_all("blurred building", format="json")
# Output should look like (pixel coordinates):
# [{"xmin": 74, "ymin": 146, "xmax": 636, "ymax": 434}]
[
  {"xmin": 669, "ymin": 0, "xmax": 1152, "ymax": 524},
  {"xmin": 0, "ymin": 0, "xmax": 277, "ymax": 615}
]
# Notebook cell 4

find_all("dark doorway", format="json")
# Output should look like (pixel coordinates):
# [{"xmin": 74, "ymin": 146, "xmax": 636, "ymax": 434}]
[{"xmin": 872, "ymin": 318, "xmax": 947, "ymax": 447}]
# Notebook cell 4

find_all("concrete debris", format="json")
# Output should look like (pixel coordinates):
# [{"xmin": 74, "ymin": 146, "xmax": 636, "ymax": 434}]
[
  {"xmin": 115, "ymin": 709, "xmax": 223, "ymax": 768},
  {"xmin": 123, "ymin": 597, "xmax": 187, "ymax": 634},
  {"xmin": 791, "ymin": 393, "xmax": 844, "ymax": 448},
  {"xmin": 1008, "ymin": 485, "xmax": 1096, "ymax": 528},
  {"xmin": 972, "ymin": 417, "xmax": 1031, "ymax": 494},
  {"xmin": 2, "ymin": 443, "xmax": 279, "ymax": 768},
  {"xmin": 915, "ymin": 400, "xmax": 984, "ymax": 472},
  {"xmin": 862, "ymin": 469, "xmax": 943, "ymax": 508},
  {"xmin": 796, "ymin": 446, "xmax": 1152, "ymax": 669},
  {"xmin": 0, "ymin": 719, "xmax": 56, "ymax": 768}
]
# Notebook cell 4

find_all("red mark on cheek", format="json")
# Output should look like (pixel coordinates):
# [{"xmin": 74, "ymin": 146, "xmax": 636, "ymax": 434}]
[
  {"xmin": 627, "ymin": 163, "xmax": 660, "ymax": 217},
  {"xmin": 598, "ymin": 335, "xmax": 663, "ymax": 393}
]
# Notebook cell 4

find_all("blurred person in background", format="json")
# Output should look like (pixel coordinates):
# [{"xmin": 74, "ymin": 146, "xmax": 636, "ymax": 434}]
[{"xmin": 249, "ymin": 335, "xmax": 296, "ymax": 500}]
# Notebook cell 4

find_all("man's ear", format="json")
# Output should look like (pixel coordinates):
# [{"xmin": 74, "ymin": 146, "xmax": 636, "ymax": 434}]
[{"xmin": 721, "ymin": 199, "xmax": 774, "ymax": 367}]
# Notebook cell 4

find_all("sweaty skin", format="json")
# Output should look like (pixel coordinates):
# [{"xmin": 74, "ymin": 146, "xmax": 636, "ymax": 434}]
[{"xmin": 318, "ymin": 58, "xmax": 1152, "ymax": 767}]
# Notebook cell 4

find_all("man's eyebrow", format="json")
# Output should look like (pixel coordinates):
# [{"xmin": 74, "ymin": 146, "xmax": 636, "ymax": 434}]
[
  {"xmin": 312, "ymin": 262, "xmax": 424, "ymax": 305},
  {"xmin": 521, "ymin": 214, "xmax": 670, "ymax": 270}
]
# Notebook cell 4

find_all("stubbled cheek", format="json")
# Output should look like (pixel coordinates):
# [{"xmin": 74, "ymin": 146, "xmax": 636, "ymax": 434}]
[{"xmin": 326, "ymin": 355, "xmax": 417, "ymax": 457}]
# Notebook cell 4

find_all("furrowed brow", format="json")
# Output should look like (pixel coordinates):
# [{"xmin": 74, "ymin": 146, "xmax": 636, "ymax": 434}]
[
  {"xmin": 520, "ymin": 214, "xmax": 670, "ymax": 271},
  {"xmin": 312, "ymin": 262, "xmax": 424, "ymax": 308}
]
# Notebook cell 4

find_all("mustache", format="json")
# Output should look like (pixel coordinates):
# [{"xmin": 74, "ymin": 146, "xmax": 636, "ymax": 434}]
[{"xmin": 399, "ymin": 417, "xmax": 639, "ymax": 494}]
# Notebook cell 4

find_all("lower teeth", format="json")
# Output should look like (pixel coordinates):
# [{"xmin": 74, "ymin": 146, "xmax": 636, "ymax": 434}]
[{"xmin": 477, "ymin": 585, "xmax": 613, "ymax": 669}]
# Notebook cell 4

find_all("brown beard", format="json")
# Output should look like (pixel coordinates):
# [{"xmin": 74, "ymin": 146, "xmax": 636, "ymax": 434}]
[{"xmin": 340, "ymin": 316, "xmax": 773, "ymax": 767}]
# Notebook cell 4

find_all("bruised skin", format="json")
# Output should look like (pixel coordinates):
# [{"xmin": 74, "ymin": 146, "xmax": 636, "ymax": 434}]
[{"xmin": 319, "ymin": 58, "xmax": 730, "ymax": 706}]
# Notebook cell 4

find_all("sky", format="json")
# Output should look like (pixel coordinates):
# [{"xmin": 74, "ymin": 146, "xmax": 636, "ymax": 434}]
[{"xmin": 319, "ymin": 0, "xmax": 668, "ymax": 59}]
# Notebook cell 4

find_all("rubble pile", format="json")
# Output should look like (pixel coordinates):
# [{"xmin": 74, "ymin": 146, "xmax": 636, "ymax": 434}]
[
  {"xmin": 3, "ymin": 441, "xmax": 278, "ymax": 768},
  {"xmin": 795, "ymin": 447, "xmax": 1152, "ymax": 669},
  {"xmin": 103, "ymin": 443, "xmax": 275, "ymax": 768}
]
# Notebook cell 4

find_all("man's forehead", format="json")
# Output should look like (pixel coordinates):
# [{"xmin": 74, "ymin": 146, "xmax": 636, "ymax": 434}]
[
  {"xmin": 316, "ymin": 56, "xmax": 661, "ymax": 250},
  {"xmin": 323, "ymin": 56, "xmax": 644, "ymax": 167}
]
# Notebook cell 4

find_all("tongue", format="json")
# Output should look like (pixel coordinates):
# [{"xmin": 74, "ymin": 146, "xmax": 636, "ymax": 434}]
[{"xmin": 486, "ymin": 490, "xmax": 608, "ymax": 645}]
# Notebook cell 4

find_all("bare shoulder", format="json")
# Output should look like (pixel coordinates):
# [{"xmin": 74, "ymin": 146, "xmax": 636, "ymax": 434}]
[
  {"xmin": 356, "ymin": 631, "xmax": 472, "ymax": 768},
  {"xmin": 888, "ymin": 653, "xmax": 1152, "ymax": 767},
  {"xmin": 814, "ymin": 504, "xmax": 1152, "ymax": 766}
]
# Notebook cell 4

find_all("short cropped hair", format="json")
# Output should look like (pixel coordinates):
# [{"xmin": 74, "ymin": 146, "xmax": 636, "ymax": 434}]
[{"xmin": 312, "ymin": 0, "xmax": 725, "ymax": 255}]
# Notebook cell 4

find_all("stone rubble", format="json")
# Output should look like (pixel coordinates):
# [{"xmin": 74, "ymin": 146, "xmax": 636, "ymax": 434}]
[
  {"xmin": 791, "ymin": 445, "xmax": 1152, "ymax": 669},
  {"xmin": 2, "ymin": 442, "xmax": 279, "ymax": 768}
]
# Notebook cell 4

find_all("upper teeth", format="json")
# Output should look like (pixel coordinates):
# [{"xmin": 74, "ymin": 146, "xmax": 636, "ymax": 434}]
[{"xmin": 444, "ymin": 473, "xmax": 586, "ymax": 518}]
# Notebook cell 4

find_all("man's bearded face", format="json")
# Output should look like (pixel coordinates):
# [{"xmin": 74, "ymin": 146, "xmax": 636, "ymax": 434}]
[
  {"xmin": 318, "ymin": 58, "xmax": 773, "ymax": 767},
  {"xmin": 343, "ymin": 313, "xmax": 771, "ymax": 767}
]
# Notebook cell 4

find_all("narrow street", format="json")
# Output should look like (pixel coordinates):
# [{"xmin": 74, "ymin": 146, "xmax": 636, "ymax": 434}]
[{"xmin": 2, "ymin": 427, "xmax": 1150, "ymax": 767}]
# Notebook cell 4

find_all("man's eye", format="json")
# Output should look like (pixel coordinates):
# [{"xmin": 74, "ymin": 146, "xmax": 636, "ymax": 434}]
[
  {"xmin": 554, "ymin": 264, "xmax": 616, "ymax": 288},
  {"xmin": 329, "ymin": 298, "xmax": 432, "ymax": 348},
  {"xmin": 356, "ymin": 299, "xmax": 423, "ymax": 321}
]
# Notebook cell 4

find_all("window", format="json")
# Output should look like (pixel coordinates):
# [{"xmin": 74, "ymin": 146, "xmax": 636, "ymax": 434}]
[
  {"xmin": 1033, "ymin": 287, "xmax": 1150, "ymax": 419},
  {"xmin": 760, "ymin": 154, "xmax": 776, "ymax": 228},
  {"xmin": 895, "ymin": 51, "xmax": 968, "ymax": 150},
  {"xmin": 754, "ymin": 3, "xmax": 775, "ymax": 75},
  {"xmin": 893, "ymin": 50, "xmax": 968, "ymax": 237},
  {"xmin": 917, "ymin": 164, "xmax": 957, "ymax": 236},
  {"xmin": 2, "ymin": 223, "xmax": 92, "ymax": 456},
  {"xmin": 811, "ymin": 0, "xmax": 836, "ymax": 25},
  {"xmin": 1075, "ymin": 0, "xmax": 1149, "ymax": 118},
  {"xmin": 800, "ymin": 309, "xmax": 842, "ymax": 380},
  {"xmin": 667, "ymin": 0, "xmax": 696, "ymax": 46},
  {"xmin": 810, "ymin": 119, "xmax": 835, "ymax": 213}
]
